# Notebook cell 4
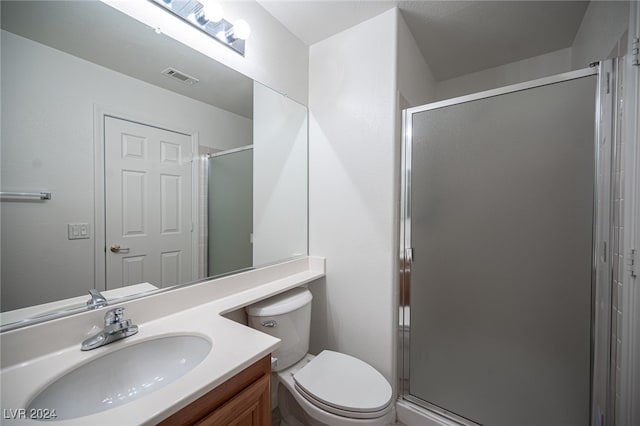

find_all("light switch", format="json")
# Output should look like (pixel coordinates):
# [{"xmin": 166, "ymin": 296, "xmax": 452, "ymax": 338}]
[{"xmin": 68, "ymin": 223, "xmax": 90, "ymax": 240}]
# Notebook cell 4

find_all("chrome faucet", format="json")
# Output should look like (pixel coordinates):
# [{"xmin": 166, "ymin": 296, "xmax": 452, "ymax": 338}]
[
  {"xmin": 81, "ymin": 307, "xmax": 138, "ymax": 351},
  {"xmin": 86, "ymin": 289, "xmax": 108, "ymax": 310}
]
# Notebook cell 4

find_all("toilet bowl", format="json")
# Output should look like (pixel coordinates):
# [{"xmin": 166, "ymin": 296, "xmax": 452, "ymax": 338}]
[{"xmin": 246, "ymin": 288, "xmax": 393, "ymax": 426}]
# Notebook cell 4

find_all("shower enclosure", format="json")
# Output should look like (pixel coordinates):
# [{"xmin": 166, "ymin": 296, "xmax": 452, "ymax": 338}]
[
  {"xmin": 207, "ymin": 146, "xmax": 253, "ymax": 277},
  {"xmin": 400, "ymin": 61, "xmax": 618, "ymax": 425}
]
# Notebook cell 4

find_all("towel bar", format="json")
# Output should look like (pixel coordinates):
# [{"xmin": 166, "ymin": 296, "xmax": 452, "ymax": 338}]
[{"xmin": 0, "ymin": 191, "xmax": 51, "ymax": 200}]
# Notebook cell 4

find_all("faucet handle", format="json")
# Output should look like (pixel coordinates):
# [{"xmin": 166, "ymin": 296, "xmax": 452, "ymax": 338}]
[{"xmin": 104, "ymin": 307, "xmax": 126, "ymax": 326}]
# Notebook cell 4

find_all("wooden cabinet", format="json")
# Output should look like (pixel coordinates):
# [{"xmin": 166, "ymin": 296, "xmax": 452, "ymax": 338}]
[{"xmin": 158, "ymin": 355, "xmax": 271, "ymax": 426}]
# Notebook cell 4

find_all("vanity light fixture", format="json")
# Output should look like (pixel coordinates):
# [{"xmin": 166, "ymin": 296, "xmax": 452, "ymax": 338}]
[{"xmin": 150, "ymin": 0, "xmax": 250, "ymax": 56}]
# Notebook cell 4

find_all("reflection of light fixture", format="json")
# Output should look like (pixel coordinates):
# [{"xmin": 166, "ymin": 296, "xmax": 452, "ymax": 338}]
[
  {"xmin": 199, "ymin": 0, "xmax": 223, "ymax": 24},
  {"xmin": 150, "ymin": 0, "xmax": 250, "ymax": 56},
  {"xmin": 227, "ymin": 19, "xmax": 251, "ymax": 41}
]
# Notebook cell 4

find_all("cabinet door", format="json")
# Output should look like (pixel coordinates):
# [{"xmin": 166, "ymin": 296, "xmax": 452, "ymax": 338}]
[
  {"xmin": 197, "ymin": 374, "xmax": 270, "ymax": 426},
  {"xmin": 158, "ymin": 355, "xmax": 271, "ymax": 426}
]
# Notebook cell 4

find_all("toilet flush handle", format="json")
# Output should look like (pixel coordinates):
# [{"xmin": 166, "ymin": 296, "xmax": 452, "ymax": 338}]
[{"xmin": 261, "ymin": 320, "xmax": 277, "ymax": 328}]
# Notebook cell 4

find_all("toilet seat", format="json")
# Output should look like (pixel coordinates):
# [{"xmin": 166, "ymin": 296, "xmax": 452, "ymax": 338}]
[
  {"xmin": 292, "ymin": 350, "xmax": 392, "ymax": 420},
  {"xmin": 293, "ymin": 383, "xmax": 392, "ymax": 420}
]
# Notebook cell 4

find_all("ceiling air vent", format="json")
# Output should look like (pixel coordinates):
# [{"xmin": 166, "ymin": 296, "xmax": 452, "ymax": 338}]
[{"xmin": 161, "ymin": 67, "xmax": 199, "ymax": 86}]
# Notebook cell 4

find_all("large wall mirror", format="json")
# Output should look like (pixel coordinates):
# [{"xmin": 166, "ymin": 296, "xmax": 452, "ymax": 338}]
[{"xmin": 0, "ymin": 1, "xmax": 308, "ymax": 328}]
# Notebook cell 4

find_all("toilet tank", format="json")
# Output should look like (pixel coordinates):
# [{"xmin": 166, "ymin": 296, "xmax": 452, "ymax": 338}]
[{"xmin": 245, "ymin": 287, "xmax": 312, "ymax": 372}]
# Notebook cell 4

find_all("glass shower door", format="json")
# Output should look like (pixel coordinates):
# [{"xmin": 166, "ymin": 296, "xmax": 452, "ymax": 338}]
[
  {"xmin": 404, "ymin": 74, "xmax": 597, "ymax": 425},
  {"xmin": 208, "ymin": 147, "xmax": 253, "ymax": 276}
]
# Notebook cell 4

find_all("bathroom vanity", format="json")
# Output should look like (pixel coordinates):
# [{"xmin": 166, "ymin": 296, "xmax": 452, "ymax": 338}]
[
  {"xmin": 0, "ymin": 257, "xmax": 324, "ymax": 425},
  {"xmin": 159, "ymin": 355, "xmax": 271, "ymax": 425}
]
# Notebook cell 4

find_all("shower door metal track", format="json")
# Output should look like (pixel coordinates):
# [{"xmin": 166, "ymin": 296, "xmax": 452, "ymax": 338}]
[
  {"xmin": 403, "ymin": 67, "xmax": 597, "ymax": 115},
  {"xmin": 399, "ymin": 62, "xmax": 615, "ymax": 426}
]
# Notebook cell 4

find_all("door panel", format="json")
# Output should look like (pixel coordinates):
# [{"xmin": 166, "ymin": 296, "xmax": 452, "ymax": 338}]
[
  {"xmin": 122, "ymin": 256, "xmax": 145, "ymax": 286},
  {"xmin": 105, "ymin": 116, "xmax": 192, "ymax": 289},
  {"xmin": 160, "ymin": 174, "xmax": 181, "ymax": 233},
  {"xmin": 122, "ymin": 170, "xmax": 146, "ymax": 236},
  {"xmin": 160, "ymin": 251, "xmax": 181, "ymax": 287},
  {"xmin": 408, "ymin": 76, "xmax": 596, "ymax": 425}
]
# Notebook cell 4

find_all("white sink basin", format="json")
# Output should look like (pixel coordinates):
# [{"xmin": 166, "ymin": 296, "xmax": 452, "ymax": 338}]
[{"xmin": 27, "ymin": 335, "xmax": 211, "ymax": 421}]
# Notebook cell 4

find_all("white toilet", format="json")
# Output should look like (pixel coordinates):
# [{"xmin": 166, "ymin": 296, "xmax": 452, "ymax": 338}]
[{"xmin": 246, "ymin": 287, "xmax": 394, "ymax": 426}]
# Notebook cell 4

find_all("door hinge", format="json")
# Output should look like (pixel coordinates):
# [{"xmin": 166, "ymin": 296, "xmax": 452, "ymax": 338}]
[
  {"xmin": 606, "ymin": 72, "xmax": 611, "ymax": 94},
  {"xmin": 632, "ymin": 37, "xmax": 640, "ymax": 67},
  {"xmin": 629, "ymin": 248, "xmax": 638, "ymax": 278}
]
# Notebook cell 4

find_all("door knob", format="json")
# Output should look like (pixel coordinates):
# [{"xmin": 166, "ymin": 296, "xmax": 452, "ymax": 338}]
[{"xmin": 110, "ymin": 244, "xmax": 130, "ymax": 253}]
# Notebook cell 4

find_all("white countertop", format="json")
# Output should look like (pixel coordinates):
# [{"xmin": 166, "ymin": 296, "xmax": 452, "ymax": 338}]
[{"xmin": 0, "ymin": 256, "xmax": 325, "ymax": 425}]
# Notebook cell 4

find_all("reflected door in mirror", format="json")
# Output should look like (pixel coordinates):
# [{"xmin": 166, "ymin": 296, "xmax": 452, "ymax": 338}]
[{"xmin": 105, "ymin": 117, "xmax": 193, "ymax": 289}]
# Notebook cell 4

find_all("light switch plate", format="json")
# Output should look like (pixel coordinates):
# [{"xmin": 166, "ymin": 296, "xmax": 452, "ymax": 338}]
[{"xmin": 68, "ymin": 223, "xmax": 90, "ymax": 240}]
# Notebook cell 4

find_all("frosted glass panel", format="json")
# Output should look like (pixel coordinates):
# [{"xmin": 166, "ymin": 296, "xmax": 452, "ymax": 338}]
[
  {"xmin": 208, "ymin": 149, "xmax": 253, "ymax": 276},
  {"xmin": 409, "ymin": 76, "xmax": 596, "ymax": 425}
]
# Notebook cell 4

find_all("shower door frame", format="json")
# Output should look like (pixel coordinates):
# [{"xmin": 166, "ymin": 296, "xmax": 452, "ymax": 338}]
[{"xmin": 398, "ymin": 61, "xmax": 616, "ymax": 425}]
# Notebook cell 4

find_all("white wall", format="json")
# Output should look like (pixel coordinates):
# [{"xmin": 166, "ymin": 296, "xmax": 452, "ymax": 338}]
[
  {"xmin": 253, "ymin": 81, "xmax": 308, "ymax": 266},
  {"xmin": 104, "ymin": 0, "xmax": 309, "ymax": 106},
  {"xmin": 435, "ymin": 48, "xmax": 572, "ymax": 101},
  {"xmin": 571, "ymin": 1, "xmax": 630, "ymax": 69},
  {"xmin": 1, "ymin": 31, "xmax": 251, "ymax": 310},
  {"xmin": 308, "ymin": 8, "xmax": 399, "ymax": 384},
  {"xmin": 397, "ymin": 12, "xmax": 437, "ymax": 107}
]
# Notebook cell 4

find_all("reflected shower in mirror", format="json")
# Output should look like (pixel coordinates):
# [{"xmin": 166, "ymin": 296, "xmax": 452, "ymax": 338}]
[
  {"xmin": 208, "ymin": 146, "xmax": 254, "ymax": 277},
  {"xmin": 0, "ymin": 1, "xmax": 308, "ymax": 327}
]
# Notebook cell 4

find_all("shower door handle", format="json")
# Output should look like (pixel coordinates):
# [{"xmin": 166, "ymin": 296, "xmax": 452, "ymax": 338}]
[{"xmin": 406, "ymin": 248, "xmax": 414, "ymax": 263}]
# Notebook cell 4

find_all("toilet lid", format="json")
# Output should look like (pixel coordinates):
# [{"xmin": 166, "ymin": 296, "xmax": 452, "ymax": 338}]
[{"xmin": 293, "ymin": 350, "xmax": 392, "ymax": 415}]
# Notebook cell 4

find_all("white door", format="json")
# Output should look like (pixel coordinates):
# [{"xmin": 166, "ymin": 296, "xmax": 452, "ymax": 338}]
[{"xmin": 105, "ymin": 116, "xmax": 193, "ymax": 289}]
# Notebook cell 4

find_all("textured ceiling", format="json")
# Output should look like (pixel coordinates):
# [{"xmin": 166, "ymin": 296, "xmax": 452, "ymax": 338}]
[{"xmin": 258, "ymin": 0, "xmax": 589, "ymax": 81}]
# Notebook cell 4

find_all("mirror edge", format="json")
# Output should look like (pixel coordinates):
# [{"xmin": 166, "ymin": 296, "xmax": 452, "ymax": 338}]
[{"xmin": 0, "ymin": 254, "xmax": 309, "ymax": 333}]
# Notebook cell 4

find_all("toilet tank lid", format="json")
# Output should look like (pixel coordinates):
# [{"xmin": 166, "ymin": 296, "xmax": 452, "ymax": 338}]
[{"xmin": 245, "ymin": 287, "xmax": 312, "ymax": 317}]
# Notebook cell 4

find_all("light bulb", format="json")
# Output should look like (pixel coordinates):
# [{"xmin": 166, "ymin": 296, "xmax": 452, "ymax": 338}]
[
  {"xmin": 201, "ymin": 0, "xmax": 223, "ymax": 23},
  {"xmin": 232, "ymin": 19, "xmax": 251, "ymax": 40}
]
